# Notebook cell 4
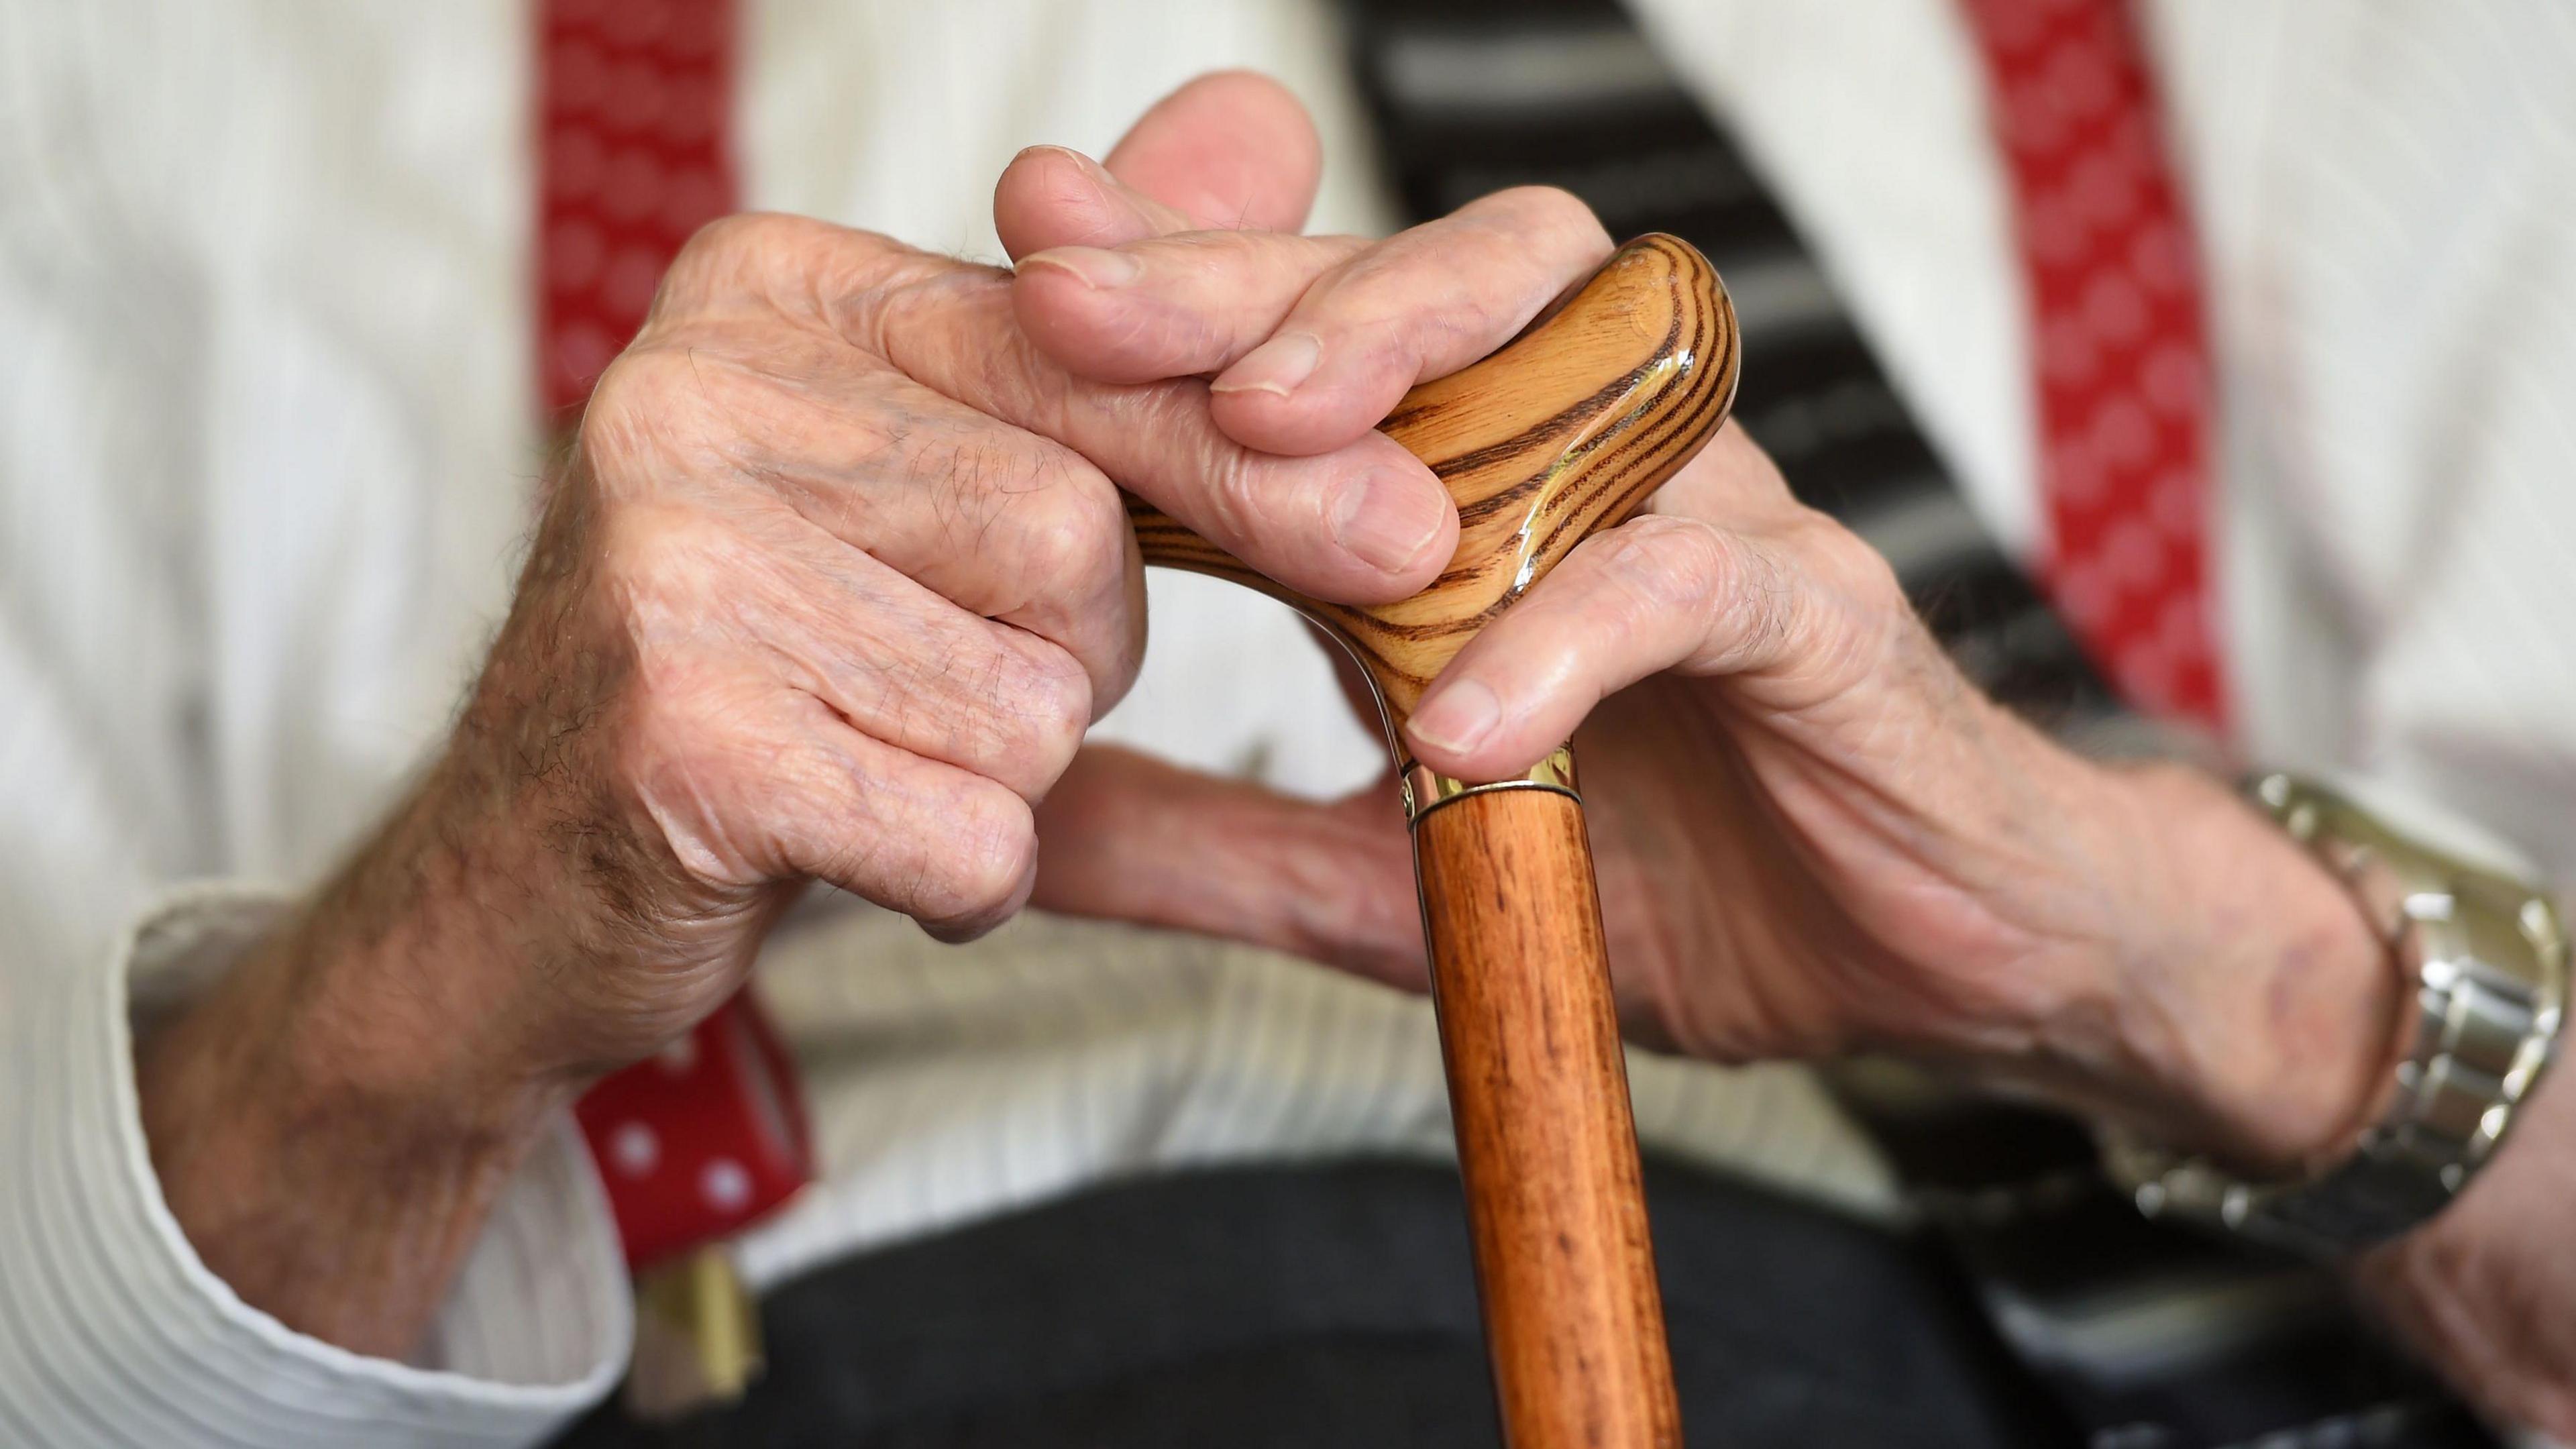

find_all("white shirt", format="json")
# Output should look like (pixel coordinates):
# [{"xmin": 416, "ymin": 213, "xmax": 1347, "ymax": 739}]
[{"xmin": 3, "ymin": 1, "xmax": 2571, "ymax": 1444}]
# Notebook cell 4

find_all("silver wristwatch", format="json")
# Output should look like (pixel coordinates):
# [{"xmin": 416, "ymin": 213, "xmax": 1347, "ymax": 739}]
[{"xmin": 2103, "ymin": 773, "xmax": 2569, "ymax": 1256}]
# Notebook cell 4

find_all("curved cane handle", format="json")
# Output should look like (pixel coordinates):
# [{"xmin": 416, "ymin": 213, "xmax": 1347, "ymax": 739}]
[
  {"xmin": 1131, "ymin": 234, "xmax": 1737, "ymax": 1449},
  {"xmin": 1129, "ymin": 233, "xmax": 1738, "ymax": 740}
]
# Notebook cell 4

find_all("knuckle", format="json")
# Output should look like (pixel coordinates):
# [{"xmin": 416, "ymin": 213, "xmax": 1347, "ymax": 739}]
[
  {"xmin": 580, "ymin": 346, "xmax": 720, "ymax": 478},
  {"xmin": 667, "ymin": 211, "xmax": 830, "ymax": 285},
  {"xmin": 1794, "ymin": 507, "xmax": 1906, "ymax": 611},
  {"xmin": 657, "ymin": 212, "xmax": 796, "ymax": 311},
  {"xmin": 667, "ymin": 212, "xmax": 921, "ymax": 339},
  {"xmin": 674, "ymin": 210, "xmax": 784, "ymax": 266},
  {"xmin": 1602, "ymin": 514, "xmax": 1733, "ymax": 619},
  {"xmin": 1486, "ymin": 184, "xmax": 1612, "ymax": 252},
  {"xmin": 1205, "ymin": 459, "xmax": 1263, "ymax": 543},
  {"xmin": 1026, "ymin": 645, "xmax": 1095, "ymax": 755},
  {"xmin": 584, "ymin": 346, "xmax": 684, "ymax": 433},
  {"xmin": 1002, "ymin": 473, "xmax": 1128, "ymax": 606},
  {"xmin": 921, "ymin": 787, "xmax": 1038, "ymax": 926},
  {"xmin": 796, "ymin": 752, "xmax": 1034, "ymax": 932},
  {"xmin": 1126, "ymin": 384, "xmax": 1265, "ymax": 542},
  {"xmin": 872, "ymin": 266, "xmax": 1034, "ymax": 394},
  {"xmin": 1597, "ymin": 515, "xmax": 1805, "ymax": 670},
  {"xmin": 1726, "ymin": 537, "xmax": 1805, "ymax": 659},
  {"xmin": 591, "ymin": 497, "xmax": 718, "ymax": 609},
  {"xmin": 982, "ymin": 640, "xmax": 1093, "ymax": 792}
]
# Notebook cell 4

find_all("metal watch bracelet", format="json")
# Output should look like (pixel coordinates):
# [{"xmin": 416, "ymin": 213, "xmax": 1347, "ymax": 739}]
[{"xmin": 2102, "ymin": 773, "xmax": 2569, "ymax": 1257}]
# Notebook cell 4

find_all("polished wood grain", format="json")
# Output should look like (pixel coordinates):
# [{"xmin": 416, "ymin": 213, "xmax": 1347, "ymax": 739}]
[
  {"xmin": 1130, "ymin": 233, "xmax": 1737, "ymax": 743},
  {"xmin": 1417, "ymin": 787, "xmax": 1679, "ymax": 1449},
  {"xmin": 1130, "ymin": 234, "xmax": 1733, "ymax": 1449}
]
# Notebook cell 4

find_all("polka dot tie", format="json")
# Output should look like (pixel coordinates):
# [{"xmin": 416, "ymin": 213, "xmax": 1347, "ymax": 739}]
[
  {"xmin": 537, "ymin": 0, "xmax": 816, "ymax": 1269},
  {"xmin": 1960, "ymin": 0, "xmax": 2231, "ymax": 734},
  {"xmin": 537, "ymin": 0, "xmax": 739, "ymax": 420},
  {"xmin": 571, "ymin": 994, "xmax": 814, "ymax": 1271}
]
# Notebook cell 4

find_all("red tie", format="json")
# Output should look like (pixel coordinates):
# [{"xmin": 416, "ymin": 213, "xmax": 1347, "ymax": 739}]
[
  {"xmin": 1959, "ymin": 0, "xmax": 2231, "ymax": 735},
  {"xmin": 537, "ymin": 0, "xmax": 738, "ymax": 419},
  {"xmin": 536, "ymin": 0, "xmax": 814, "ymax": 1271}
]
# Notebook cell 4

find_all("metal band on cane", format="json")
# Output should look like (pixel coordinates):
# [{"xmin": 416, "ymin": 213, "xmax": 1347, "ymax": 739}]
[{"xmin": 1401, "ymin": 745, "xmax": 1582, "ymax": 826}]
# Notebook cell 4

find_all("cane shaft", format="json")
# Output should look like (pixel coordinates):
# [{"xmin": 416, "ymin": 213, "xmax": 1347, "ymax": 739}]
[
  {"xmin": 1128, "ymin": 235, "xmax": 1734, "ymax": 1447},
  {"xmin": 1415, "ymin": 783, "xmax": 1678, "ymax": 1449}
]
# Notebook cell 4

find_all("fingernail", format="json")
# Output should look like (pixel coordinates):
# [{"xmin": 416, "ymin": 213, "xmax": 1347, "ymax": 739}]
[
  {"xmin": 1020, "ymin": 246, "xmax": 1140, "ymax": 289},
  {"xmin": 1212, "ymin": 332, "xmax": 1321, "ymax": 397},
  {"xmin": 1029, "ymin": 144, "xmax": 1115, "ymax": 183},
  {"xmin": 1332, "ymin": 466, "xmax": 1448, "ymax": 574},
  {"xmin": 1410, "ymin": 680, "xmax": 1501, "ymax": 756}
]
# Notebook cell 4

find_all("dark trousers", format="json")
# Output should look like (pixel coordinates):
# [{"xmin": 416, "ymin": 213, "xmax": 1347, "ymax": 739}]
[{"xmin": 557, "ymin": 1158, "xmax": 2064, "ymax": 1448}]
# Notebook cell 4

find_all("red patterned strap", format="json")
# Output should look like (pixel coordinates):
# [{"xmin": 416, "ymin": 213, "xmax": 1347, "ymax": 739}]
[
  {"xmin": 572, "ymin": 994, "xmax": 814, "ymax": 1270},
  {"xmin": 1959, "ymin": 0, "xmax": 2232, "ymax": 734},
  {"xmin": 537, "ymin": 0, "xmax": 813, "ymax": 1269},
  {"xmin": 537, "ymin": 0, "xmax": 737, "ymax": 419}
]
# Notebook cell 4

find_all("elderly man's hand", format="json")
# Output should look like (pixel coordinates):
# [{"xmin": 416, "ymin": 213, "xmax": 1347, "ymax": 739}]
[
  {"xmin": 356, "ymin": 193, "xmax": 1461, "ymax": 1071},
  {"xmin": 1007, "ymin": 144, "xmax": 2402, "ymax": 1182},
  {"xmin": 1006, "ymin": 79, "xmax": 2576, "ymax": 1441},
  {"xmin": 130, "ymin": 72, "xmax": 1502, "ymax": 1356}
]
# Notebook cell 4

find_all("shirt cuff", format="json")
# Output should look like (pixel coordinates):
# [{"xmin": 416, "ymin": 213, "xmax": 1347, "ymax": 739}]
[{"xmin": 0, "ymin": 882, "xmax": 631, "ymax": 1448}]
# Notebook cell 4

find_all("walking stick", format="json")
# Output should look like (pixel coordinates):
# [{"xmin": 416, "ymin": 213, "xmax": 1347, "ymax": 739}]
[{"xmin": 1129, "ymin": 235, "xmax": 1738, "ymax": 1448}]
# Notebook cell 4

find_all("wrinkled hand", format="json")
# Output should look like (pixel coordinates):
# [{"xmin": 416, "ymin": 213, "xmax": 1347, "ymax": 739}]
[
  {"xmin": 131, "ymin": 73, "xmax": 1469, "ymax": 1354},
  {"xmin": 1012, "ymin": 85, "xmax": 2576, "ymax": 1441},
  {"xmin": 237, "ymin": 78, "xmax": 1464, "ymax": 1080},
  {"xmin": 1010, "ymin": 140, "xmax": 2398, "ymax": 1179}
]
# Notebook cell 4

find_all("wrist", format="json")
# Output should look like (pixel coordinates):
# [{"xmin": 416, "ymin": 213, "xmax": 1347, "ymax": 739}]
[
  {"xmin": 2051, "ymin": 761, "xmax": 2404, "ymax": 1173},
  {"xmin": 136, "ymin": 894, "xmax": 574, "ymax": 1354},
  {"xmin": 2353, "ymin": 1051, "xmax": 2576, "ymax": 1438},
  {"xmin": 133, "ymin": 767, "xmax": 606, "ymax": 1355},
  {"xmin": 282, "ymin": 759, "xmax": 608, "ymax": 1100}
]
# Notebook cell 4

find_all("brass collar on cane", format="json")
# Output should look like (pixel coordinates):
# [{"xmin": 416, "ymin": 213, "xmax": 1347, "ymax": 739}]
[{"xmin": 1400, "ymin": 745, "xmax": 1581, "ymax": 826}]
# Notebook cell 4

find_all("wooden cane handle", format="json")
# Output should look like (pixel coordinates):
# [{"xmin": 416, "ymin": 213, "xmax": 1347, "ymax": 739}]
[
  {"xmin": 1128, "ymin": 233, "xmax": 1737, "ymax": 739},
  {"xmin": 1130, "ymin": 234, "xmax": 1735, "ymax": 1448}
]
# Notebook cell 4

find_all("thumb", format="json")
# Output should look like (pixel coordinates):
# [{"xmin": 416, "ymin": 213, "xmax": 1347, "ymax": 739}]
[
  {"xmin": 995, "ymin": 70, "xmax": 1324, "ymax": 258},
  {"xmin": 1031, "ymin": 744, "xmax": 1425, "ymax": 991}
]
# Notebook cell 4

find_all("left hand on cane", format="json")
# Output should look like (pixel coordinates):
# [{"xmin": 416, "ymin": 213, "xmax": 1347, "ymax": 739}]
[{"xmin": 1006, "ymin": 119, "xmax": 2398, "ymax": 1179}]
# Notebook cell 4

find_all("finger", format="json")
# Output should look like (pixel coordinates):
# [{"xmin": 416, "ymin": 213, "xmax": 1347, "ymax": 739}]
[
  {"xmin": 1399, "ymin": 422, "xmax": 1840, "ymax": 777},
  {"xmin": 657, "ymin": 216, "xmax": 1456, "ymax": 606},
  {"xmin": 616, "ymin": 504, "xmax": 1096, "ymax": 804},
  {"xmin": 1403, "ymin": 513, "xmax": 1823, "ymax": 782},
  {"xmin": 1013, "ymin": 229, "xmax": 1368, "ymax": 385},
  {"xmin": 639, "ymin": 690, "xmax": 1039, "ymax": 942},
  {"xmin": 993, "ymin": 146, "xmax": 1193, "ymax": 260},
  {"xmin": 761, "ymin": 533, "xmax": 1097, "ymax": 806},
  {"xmin": 994, "ymin": 71, "xmax": 1322, "ymax": 259},
  {"xmin": 1102, "ymin": 70, "xmax": 1322, "ymax": 235},
  {"xmin": 1014, "ymin": 188, "xmax": 1610, "ymax": 450},
  {"xmin": 1206, "ymin": 187, "xmax": 1615, "ymax": 456},
  {"xmin": 856, "ymin": 274, "xmax": 1459, "ymax": 604},
  {"xmin": 1031, "ymin": 745, "xmax": 1424, "ymax": 989},
  {"xmin": 590, "ymin": 338, "xmax": 1147, "ymax": 712},
  {"xmin": 789, "ymin": 726, "xmax": 1040, "ymax": 943}
]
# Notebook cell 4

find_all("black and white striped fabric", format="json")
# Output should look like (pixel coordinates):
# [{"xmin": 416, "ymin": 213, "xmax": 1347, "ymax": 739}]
[{"xmin": 1343, "ymin": 0, "xmax": 2119, "ymax": 733}]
